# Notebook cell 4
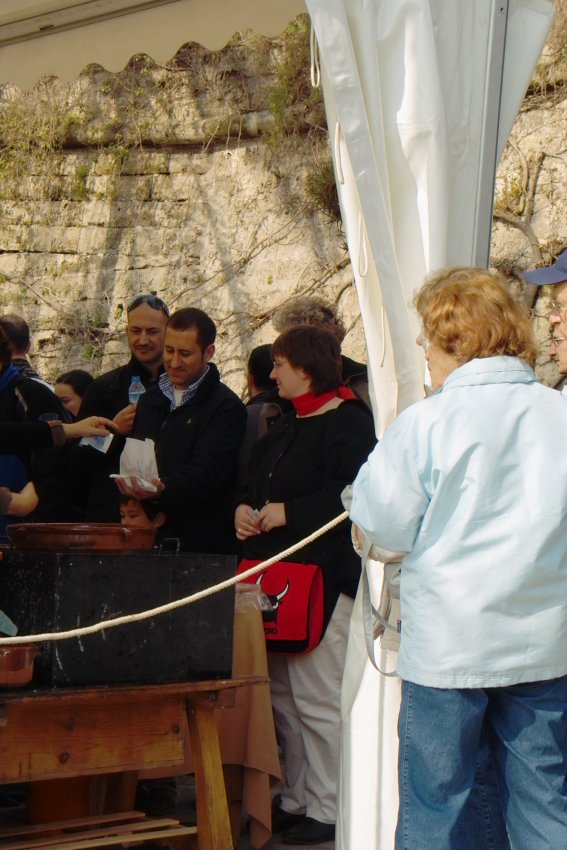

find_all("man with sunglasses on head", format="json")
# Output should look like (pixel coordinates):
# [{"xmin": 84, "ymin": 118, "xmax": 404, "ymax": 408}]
[
  {"xmin": 523, "ymin": 248, "xmax": 567, "ymax": 393},
  {"xmin": 74, "ymin": 294, "xmax": 170, "ymax": 521}
]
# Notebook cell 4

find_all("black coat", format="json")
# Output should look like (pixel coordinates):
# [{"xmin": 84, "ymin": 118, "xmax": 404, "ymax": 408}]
[
  {"xmin": 74, "ymin": 358, "xmax": 163, "ymax": 521},
  {"xmin": 0, "ymin": 372, "xmax": 73, "ymax": 521},
  {"xmin": 240, "ymin": 400, "xmax": 376, "ymax": 615},
  {"xmin": 132, "ymin": 364, "xmax": 247, "ymax": 553},
  {"xmin": 341, "ymin": 354, "xmax": 371, "ymax": 410},
  {"xmin": 0, "ymin": 421, "xmax": 58, "ymax": 453}
]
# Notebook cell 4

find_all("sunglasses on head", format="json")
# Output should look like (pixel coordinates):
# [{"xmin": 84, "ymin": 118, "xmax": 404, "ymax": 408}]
[{"xmin": 127, "ymin": 294, "xmax": 170, "ymax": 317}]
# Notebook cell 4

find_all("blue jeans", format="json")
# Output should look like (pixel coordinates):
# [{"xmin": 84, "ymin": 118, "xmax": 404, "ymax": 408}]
[{"xmin": 396, "ymin": 676, "xmax": 567, "ymax": 850}]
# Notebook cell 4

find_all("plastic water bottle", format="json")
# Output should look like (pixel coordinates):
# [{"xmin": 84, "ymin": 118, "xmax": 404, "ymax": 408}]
[{"xmin": 128, "ymin": 376, "xmax": 145, "ymax": 406}]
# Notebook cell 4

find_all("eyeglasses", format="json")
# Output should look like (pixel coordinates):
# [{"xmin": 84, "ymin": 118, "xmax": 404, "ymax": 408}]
[
  {"xmin": 417, "ymin": 331, "xmax": 430, "ymax": 352},
  {"xmin": 548, "ymin": 299, "xmax": 567, "ymax": 317},
  {"xmin": 127, "ymin": 294, "xmax": 170, "ymax": 317}
]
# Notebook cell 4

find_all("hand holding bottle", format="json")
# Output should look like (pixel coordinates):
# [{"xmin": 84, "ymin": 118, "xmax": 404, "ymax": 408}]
[{"xmin": 113, "ymin": 404, "xmax": 137, "ymax": 435}]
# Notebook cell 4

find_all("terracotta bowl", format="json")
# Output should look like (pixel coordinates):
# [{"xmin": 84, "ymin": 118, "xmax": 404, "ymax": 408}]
[
  {"xmin": 0, "ymin": 644, "xmax": 37, "ymax": 688},
  {"xmin": 6, "ymin": 523, "xmax": 156, "ymax": 553}
]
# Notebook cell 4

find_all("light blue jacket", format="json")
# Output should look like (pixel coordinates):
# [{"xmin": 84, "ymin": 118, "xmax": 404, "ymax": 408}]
[{"xmin": 350, "ymin": 356, "xmax": 567, "ymax": 688}]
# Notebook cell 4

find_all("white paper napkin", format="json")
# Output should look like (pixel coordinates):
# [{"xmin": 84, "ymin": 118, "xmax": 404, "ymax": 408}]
[{"xmin": 110, "ymin": 437, "xmax": 159, "ymax": 493}]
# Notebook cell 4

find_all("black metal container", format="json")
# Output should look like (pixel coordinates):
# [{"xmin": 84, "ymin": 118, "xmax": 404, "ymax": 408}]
[{"xmin": 0, "ymin": 549, "xmax": 235, "ymax": 687}]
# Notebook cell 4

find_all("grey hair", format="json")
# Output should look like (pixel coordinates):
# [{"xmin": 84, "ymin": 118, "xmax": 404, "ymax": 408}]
[{"xmin": 272, "ymin": 296, "xmax": 346, "ymax": 343}]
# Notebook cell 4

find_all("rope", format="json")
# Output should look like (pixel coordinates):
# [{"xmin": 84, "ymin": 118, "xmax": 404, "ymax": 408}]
[
  {"xmin": 334, "ymin": 122, "xmax": 345, "ymax": 185},
  {"xmin": 357, "ymin": 210, "xmax": 368, "ymax": 277},
  {"xmin": 309, "ymin": 23, "xmax": 321, "ymax": 88},
  {"xmin": 0, "ymin": 511, "xmax": 350, "ymax": 645},
  {"xmin": 380, "ymin": 305, "xmax": 387, "ymax": 367}
]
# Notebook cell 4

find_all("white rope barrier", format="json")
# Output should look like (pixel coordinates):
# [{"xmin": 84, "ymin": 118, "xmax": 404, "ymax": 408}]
[{"xmin": 0, "ymin": 511, "xmax": 350, "ymax": 645}]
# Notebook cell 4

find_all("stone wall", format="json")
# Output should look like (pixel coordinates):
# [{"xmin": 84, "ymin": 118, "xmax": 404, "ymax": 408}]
[{"xmin": 0, "ymin": 14, "xmax": 565, "ymax": 392}]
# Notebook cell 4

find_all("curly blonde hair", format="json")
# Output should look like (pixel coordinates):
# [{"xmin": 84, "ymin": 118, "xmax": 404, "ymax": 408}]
[{"xmin": 414, "ymin": 267, "xmax": 536, "ymax": 367}]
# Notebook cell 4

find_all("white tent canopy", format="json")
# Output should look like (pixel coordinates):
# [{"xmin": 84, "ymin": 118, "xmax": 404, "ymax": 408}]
[
  {"xmin": 0, "ymin": 2, "xmax": 555, "ymax": 848},
  {"xmin": 304, "ymin": 2, "xmax": 553, "ymax": 847}
]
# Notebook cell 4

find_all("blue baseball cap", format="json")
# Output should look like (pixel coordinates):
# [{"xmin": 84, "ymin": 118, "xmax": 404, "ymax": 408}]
[{"xmin": 522, "ymin": 248, "xmax": 567, "ymax": 286}]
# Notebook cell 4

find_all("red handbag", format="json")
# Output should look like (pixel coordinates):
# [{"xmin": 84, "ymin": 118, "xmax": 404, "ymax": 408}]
[{"xmin": 237, "ymin": 559, "xmax": 325, "ymax": 654}]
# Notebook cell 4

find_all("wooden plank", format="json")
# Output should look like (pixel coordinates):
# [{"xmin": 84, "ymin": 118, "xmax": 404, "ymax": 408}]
[
  {"xmin": 0, "ymin": 824, "xmax": 198, "ymax": 850},
  {"xmin": 0, "ymin": 678, "xmax": 266, "ymax": 709},
  {"xmin": 0, "ymin": 818, "xmax": 190, "ymax": 849},
  {"xmin": 0, "ymin": 697, "xmax": 186, "ymax": 782},
  {"xmin": 0, "ymin": 812, "xmax": 145, "ymax": 839},
  {"xmin": 187, "ymin": 703, "xmax": 233, "ymax": 850}
]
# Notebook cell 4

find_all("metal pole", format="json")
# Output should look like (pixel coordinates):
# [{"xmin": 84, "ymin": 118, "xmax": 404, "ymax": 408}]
[{"xmin": 472, "ymin": 0, "xmax": 510, "ymax": 268}]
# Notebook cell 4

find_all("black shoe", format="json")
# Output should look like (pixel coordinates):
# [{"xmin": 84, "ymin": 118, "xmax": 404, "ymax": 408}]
[
  {"xmin": 282, "ymin": 816, "xmax": 335, "ymax": 845},
  {"xmin": 135, "ymin": 777, "xmax": 178, "ymax": 817},
  {"xmin": 271, "ymin": 807, "xmax": 306, "ymax": 833}
]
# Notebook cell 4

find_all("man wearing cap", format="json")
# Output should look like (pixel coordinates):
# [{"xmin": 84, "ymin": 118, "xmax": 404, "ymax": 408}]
[
  {"xmin": 74, "ymin": 294, "xmax": 169, "ymax": 521},
  {"xmin": 523, "ymin": 248, "xmax": 567, "ymax": 391}
]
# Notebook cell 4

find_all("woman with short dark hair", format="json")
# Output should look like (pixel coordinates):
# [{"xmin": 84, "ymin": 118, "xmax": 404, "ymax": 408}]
[
  {"xmin": 350, "ymin": 267, "xmax": 567, "ymax": 850},
  {"xmin": 235, "ymin": 324, "xmax": 376, "ymax": 845}
]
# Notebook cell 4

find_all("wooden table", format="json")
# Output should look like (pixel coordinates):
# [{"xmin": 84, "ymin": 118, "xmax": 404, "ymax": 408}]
[
  {"xmin": 0, "ymin": 677, "xmax": 265, "ymax": 850},
  {"xmin": 141, "ymin": 588, "xmax": 282, "ymax": 848}
]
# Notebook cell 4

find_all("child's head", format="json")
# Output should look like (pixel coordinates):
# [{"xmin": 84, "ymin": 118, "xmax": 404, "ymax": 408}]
[{"xmin": 119, "ymin": 496, "xmax": 165, "ymax": 531}]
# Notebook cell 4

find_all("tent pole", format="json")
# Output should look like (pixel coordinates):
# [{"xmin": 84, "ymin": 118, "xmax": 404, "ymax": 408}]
[{"xmin": 472, "ymin": 0, "xmax": 510, "ymax": 269}]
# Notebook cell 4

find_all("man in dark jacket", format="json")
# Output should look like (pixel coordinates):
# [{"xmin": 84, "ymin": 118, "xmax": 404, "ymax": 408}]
[
  {"xmin": 75, "ymin": 294, "xmax": 169, "ymax": 521},
  {"xmin": 116, "ymin": 307, "xmax": 247, "ymax": 554}
]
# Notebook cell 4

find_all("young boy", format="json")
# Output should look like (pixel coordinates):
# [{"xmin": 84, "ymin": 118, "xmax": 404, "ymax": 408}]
[{"xmin": 119, "ymin": 496, "xmax": 165, "ymax": 534}]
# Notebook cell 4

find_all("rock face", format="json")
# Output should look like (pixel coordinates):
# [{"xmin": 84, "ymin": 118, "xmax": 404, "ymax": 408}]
[{"xmin": 0, "ymin": 15, "xmax": 565, "ymax": 392}]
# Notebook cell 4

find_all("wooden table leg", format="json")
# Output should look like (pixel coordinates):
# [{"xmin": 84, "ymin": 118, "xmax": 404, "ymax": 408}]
[
  {"xmin": 187, "ymin": 702, "xmax": 233, "ymax": 850},
  {"xmin": 97, "ymin": 771, "xmax": 139, "ymax": 813}
]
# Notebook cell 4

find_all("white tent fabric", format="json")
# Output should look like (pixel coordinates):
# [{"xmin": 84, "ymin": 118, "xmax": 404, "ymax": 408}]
[{"xmin": 306, "ymin": 0, "xmax": 553, "ymax": 847}]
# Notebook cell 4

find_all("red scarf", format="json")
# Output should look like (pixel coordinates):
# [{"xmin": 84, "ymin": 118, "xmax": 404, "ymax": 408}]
[{"xmin": 292, "ymin": 386, "xmax": 356, "ymax": 416}]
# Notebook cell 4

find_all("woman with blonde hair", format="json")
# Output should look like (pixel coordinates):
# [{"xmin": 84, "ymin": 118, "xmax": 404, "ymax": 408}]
[{"xmin": 350, "ymin": 267, "xmax": 567, "ymax": 850}]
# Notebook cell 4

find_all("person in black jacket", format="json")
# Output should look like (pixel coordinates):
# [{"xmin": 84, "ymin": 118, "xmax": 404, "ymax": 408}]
[
  {"xmin": 236, "ymin": 343, "xmax": 292, "ymax": 486},
  {"xmin": 0, "ymin": 327, "xmax": 77, "ymax": 521},
  {"xmin": 116, "ymin": 307, "xmax": 247, "ymax": 554},
  {"xmin": 74, "ymin": 294, "xmax": 169, "ymax": 521},
  {"xmin": 0, "ymin": 416, "xmax": 113, "ymax": 515},
  {"xmin": 235, "ymin": 325, "xmax": 376, "ymax": 846}
]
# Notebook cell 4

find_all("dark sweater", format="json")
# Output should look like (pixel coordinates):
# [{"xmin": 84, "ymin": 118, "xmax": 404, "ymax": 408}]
[
  {"xmin": 0, "ymin": 421, "xmax": 58, "ymax": 453},
  {"xmin": 132, "ymin": 363, "xmax": 247, "ymax": 553},
  {"xmin": 240, "ymin": 400, "xmax": 376, "ymax": 613}
]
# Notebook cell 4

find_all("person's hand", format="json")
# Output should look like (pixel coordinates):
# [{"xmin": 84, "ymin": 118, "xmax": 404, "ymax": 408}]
[
  {"xmin": 8, "ymin": 482, "xmax": 39, "ymax": 516},
  {"xmin": 63, "ymin": 416, "xmax": 115, "ymax": 439},
  {"xmin": 114, "ymin": 476, "xmax": 164, "ymax": 501},
  {"xmin": 112, "ymin": 404, "xmax": 137, "ymax": 435},
  {"xmin": 257, "ymin": 502, "xmax": 286, "ymax": 533},
  {"xmin": 235, "ymin": 504, "xmax": 261, "ymax": 541}
]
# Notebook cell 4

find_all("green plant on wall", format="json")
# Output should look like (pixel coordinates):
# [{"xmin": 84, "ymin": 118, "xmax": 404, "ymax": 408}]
[
  {"xmin": 0, "ymin": 83, "xmax": 74, "ymax": 189},
  {"xmin": 268, "ymin": 17, "xmax": 324, "ymax": 145},
  {"xmin": 305, "ymin": 156, "xmax": 342, "ymax": 230},
  {"xmin": 71, "ymin": 162, "xmax": 91, "ymax": 200}
]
